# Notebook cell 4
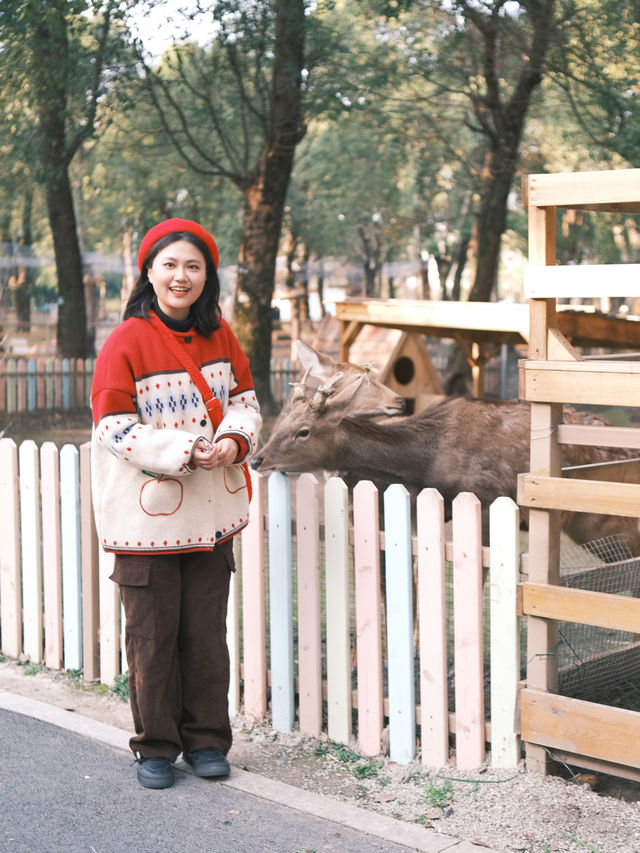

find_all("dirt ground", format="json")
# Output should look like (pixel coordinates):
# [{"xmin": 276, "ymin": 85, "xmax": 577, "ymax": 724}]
[{"xmin": 1, "ymin": 657, "xmax": 640, "ymax": 853}]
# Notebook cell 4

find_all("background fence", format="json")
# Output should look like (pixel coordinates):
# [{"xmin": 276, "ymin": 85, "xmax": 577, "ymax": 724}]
[
  {"xmin": 0, "ymin": 436, "xmax": 523, "ymax": 770},
  {"xmin": 0, "ymin": 357, "xmax": 299, "ymax": 417}
]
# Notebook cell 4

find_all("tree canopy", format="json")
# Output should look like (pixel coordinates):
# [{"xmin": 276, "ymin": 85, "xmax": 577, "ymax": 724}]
[{"xmin": 2, "ymin": 0, "xmax": 640, "ymax": 374}]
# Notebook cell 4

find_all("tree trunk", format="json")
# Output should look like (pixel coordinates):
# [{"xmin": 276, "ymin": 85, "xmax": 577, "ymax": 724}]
[
  {"xmin": 46, "ymin": 171, "xmax": 89, "ymax": 357},
  {"xmin": 14, "ymin": 186, "xmax": 35, "ymax": 327},
  {"xmin": 234, "ymin": 179, "xmax": 289, "ymax": 414},
  {"xmin": 32, "ymin": 4, "xmax": 89, "ymax": 357},
  {"xmin": 468, "ymin": 149, "xmax": 517, "ymax": 301},
  {"xmin": 232, "ymin": 0, "xmax": 305, "ymax": 415}
]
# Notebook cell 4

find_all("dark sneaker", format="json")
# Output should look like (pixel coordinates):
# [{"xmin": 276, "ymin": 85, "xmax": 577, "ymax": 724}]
[
  {"xmin": 183, "ymin": 747, "xmax": 230, "ymax": 778},
  {"xmin": 136, "ymin": 756, "xmax": 175, "ymax": 789}
]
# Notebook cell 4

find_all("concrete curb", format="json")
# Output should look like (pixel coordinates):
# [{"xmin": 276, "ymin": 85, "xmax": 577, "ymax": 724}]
[{"xmin": 0, "ymin": 690, "xmax": 496, "ymax": 853}]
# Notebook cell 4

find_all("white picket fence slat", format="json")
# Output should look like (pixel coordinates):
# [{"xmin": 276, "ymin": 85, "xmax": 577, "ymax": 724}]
[
  {"xmin": 19, "ymin": 441, "xmax": 43, "ymax": 663},
  {"xmin": 384, "ymin": 484, "xmax": 416, "ymax": 765},
  {"xmin": 0, "ymin": 439, "xmax": 22, "ymax": 658}
]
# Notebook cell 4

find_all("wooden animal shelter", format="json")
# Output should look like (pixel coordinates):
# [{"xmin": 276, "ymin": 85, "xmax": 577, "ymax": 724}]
[
  {"xmin": 517, "ymin": 168, "xmax": 640, "ymax": 780},
  {"xmin": 335, "ymin": 296, "xmax": 640, "ymax": 399}
]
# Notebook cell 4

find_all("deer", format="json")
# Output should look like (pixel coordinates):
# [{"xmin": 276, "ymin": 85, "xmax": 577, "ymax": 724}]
[{"xmin": 256, "ymin": 343, "xmax": 640, "ymax": 555}]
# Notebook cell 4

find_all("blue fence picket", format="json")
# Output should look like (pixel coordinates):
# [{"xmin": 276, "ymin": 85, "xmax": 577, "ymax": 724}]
[{"xmin": 268, "ymin": 471, "xmax": 294, "ymax": 731}]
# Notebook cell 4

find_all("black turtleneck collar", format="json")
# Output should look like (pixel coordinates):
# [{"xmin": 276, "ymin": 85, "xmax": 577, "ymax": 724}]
[{"xmin": 150, "ymin": 295, "xmax": 194, "ymax": 333}]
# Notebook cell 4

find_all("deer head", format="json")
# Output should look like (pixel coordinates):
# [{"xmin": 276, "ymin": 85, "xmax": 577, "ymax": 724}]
[{"xmin": 254, "ymin": 340, "xmax": 405, "ymax": 472}]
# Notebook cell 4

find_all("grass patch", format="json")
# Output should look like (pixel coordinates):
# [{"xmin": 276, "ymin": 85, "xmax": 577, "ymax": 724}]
[
  {"xmin": 423, "ymin": 778, "xmax": 454, "ymax": 811},
  {"xmin": 109, "ymin": 671, "xmax": 130, "ymax": 702}
]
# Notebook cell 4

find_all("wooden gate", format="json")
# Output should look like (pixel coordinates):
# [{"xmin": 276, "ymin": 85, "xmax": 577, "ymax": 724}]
[{"xmin": 517, "ymin": 168, "xmax": 640, "ymax": 780}]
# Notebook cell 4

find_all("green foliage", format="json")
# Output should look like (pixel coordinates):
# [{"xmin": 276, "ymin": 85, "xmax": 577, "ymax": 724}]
[
  {"xmin": 422, "ymin": 778, "xmax": 454, "ymax": 811},
  {"xmin": 109, "ymin": 671, "xmax": 130, "ymax": 703}
]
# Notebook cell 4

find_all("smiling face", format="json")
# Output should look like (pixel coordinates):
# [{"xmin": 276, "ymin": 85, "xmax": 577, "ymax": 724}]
[{"xmin": 147, "ymin": 239, "xmax": 207, "ymax": 321}]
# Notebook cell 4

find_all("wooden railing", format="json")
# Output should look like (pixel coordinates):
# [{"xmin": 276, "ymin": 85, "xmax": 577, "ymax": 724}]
[{"xmin": 0, "ymin": 437, "xmax": 522, "ymax": 769}]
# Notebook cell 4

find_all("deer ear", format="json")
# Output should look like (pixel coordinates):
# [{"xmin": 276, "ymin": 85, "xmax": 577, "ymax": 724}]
[{"xmin": 296, "ymin": 340, "xmax": 339, "ymax": 380}]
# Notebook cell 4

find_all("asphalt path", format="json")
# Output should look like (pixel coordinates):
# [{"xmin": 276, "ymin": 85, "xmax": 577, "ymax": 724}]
[{"xmin": 0, "ymin": 707, "xmax": 432, "ymax": 853}]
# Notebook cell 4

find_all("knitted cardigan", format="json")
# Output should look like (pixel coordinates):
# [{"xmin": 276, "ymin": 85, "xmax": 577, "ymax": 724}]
[{"xmin": 90, "ymin": 312, "xmax": 261, "ymax": 554}]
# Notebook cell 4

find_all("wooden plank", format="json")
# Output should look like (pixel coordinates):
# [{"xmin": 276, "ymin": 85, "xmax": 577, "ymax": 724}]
[
  {"xmin": 489, "ymin": 497, "xmax": 521, "ymax": 769},
  {"xmin": 19, "ymin": 441, "xmax": 43, "ymax": 663},
  {"xmin": 336, "ymin": 299, "xmax": 530, "ymax": 345},
  {"xmin": 524, "ymin": 263, "xmax": 640, "ymax": 298},
  {"xmin": 79, "ymin": 442, "xmax": 100, "ymax": 681},
  {"xmin": 353, "ymin": 480, "xmax": 384, "ymax": 757},
  {"xmin": 40, "ymin": 443, "xmax": 63, "ymax": 670},
  {"xmin": 547, "ymin": 750, "xmax": 640, "ymax": 783},
  {"xmin": 241, "ymin": 468, "xmax": 267, "ymax": 722},
  {"xmin": 521, "ymin": 687, "xmax": 640, "ymax": 768},
  {"xmin": 324, "ymin": 477, "xmax": 352, "ymax": 745},
  {"xmin": 98, "ymin": 549, "xmax": 120, "ymax": 685},
  {"xmin": 383, "ymin": 484, "xmax": 416, "ymax": 764},
  {"xmin": 521, "ymin": 582, "xmax": 640, "ymax": 633},
  {"xmin": 518, "ymin": 473, "xmax": 640, "ymax": 518},
  {"xmin": 416, "ymin": 488, "xmax": 449, "ymax": 767},
  {"xmin": 296, "ymin": 473, "xmax": 323, "ymax": 738},
  {"xmin": 60, "ymin": 445, "xmax": 83, "ymax": 671},
  {"xmin": 452, "ymin": 493, "xmax": 485, "ymax": 769},
  {"xmin": 523, "ymin": 168, "xmax": 640, "ymax": 210},
  {"xmin": 557, "ymin": 423, "xmax": 640, "ymax": 451},
  {"xmin": 0, "ymin": 439, "xmax": 22, "ymax": 658},
  {"xmin": 268, "ymin": 471, "xmax": 294, "ymax": 732},
  {"xmin": 521, "ymin": 359, "xmax": 640, "ymax": 405}
]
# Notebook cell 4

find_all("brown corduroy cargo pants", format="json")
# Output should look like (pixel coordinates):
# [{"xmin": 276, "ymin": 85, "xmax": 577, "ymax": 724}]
[{"xmin": 111, "ymin": 540, "xmax": 235, "ymax": 762}]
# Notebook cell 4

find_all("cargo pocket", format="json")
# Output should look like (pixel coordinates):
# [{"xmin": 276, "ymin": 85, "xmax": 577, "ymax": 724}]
[{"xmin": 110, "ymin": 557, "xmax": 155, "ymax": 639}]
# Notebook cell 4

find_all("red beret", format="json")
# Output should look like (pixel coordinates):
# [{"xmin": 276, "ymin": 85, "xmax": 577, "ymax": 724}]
[{"xmin": 137, "ymin": 218, "xmax": 219, "ymax": 271}]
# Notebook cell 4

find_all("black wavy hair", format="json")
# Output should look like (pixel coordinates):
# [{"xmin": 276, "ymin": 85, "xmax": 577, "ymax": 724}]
[{"xmin": 124, "ymin": 231, "xmax": 222, "ymax": 337}]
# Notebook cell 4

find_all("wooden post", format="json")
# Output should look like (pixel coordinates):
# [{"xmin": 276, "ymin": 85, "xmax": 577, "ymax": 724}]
[{"xmin": 525, "ymin": 201, "xmax": 561, "ymax": 774}]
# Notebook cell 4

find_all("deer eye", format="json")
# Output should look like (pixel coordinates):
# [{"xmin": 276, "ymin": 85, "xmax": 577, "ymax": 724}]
[{"xmin": 296, "ymin": 427, "xmax": 310, "ymax": 439}]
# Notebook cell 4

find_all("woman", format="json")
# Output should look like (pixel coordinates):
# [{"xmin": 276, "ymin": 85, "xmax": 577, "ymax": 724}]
[{"xmin": 91, "ymin": 218, "xmax": 261, "ymax": 789}]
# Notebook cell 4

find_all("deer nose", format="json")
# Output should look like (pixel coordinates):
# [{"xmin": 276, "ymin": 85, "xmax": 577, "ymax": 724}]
[{"xmin": 250, "ymin": 456, "xmax": 263, "ymax": 470}]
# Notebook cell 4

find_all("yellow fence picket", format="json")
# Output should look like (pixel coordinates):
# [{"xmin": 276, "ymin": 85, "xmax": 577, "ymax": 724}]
[{"xmin": 452, "ymin": 492, "xmax": 485, "ymax": 769}]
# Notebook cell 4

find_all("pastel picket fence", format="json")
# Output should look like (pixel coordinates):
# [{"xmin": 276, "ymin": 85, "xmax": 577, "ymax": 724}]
[{"xmin": 0, "ymin": 439, "xmax": 522, "ymax": 769}]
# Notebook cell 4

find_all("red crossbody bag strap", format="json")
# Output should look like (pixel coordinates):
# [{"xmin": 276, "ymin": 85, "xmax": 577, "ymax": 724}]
[{"xmin": 148, "ymin": 313, "xmax": 253, "ymax": 503}]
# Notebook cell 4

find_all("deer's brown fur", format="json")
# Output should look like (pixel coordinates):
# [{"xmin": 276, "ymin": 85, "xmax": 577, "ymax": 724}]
[{"xmin": 256, "ymin": 347, "xmax": 640, "ymax": 553}]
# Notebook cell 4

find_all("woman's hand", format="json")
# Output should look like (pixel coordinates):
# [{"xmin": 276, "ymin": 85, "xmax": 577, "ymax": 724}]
[{"xmin": 191, "ymin": 437, "xmax": 239, "ymax": 470}]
